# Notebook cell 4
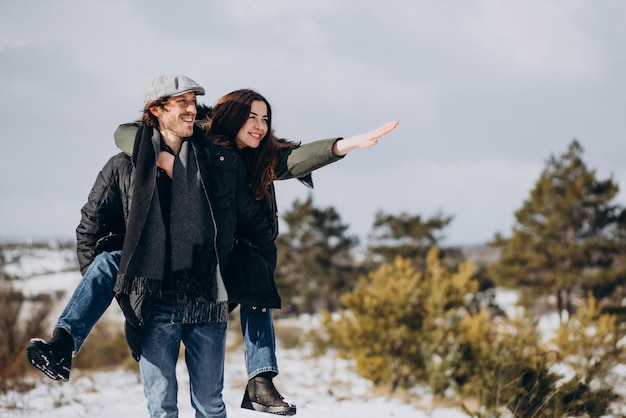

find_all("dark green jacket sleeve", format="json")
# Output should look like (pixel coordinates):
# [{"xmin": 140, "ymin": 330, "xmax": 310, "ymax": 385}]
[
  {"xmin": 274, "ymin": 138, "xmax": 344, "ymax": 181},
  {"xmin": 114, "ymin": 123, "xmax": 140, "ymax": 157}
]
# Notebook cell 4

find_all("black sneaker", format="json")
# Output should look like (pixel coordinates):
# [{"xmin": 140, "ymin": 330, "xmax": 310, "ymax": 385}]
[
  {"xmin": 26, "ymin": 328, "xmax": 73, "ymax": 382},
  {"xmin": 241, "ymin": 373, "xmax": 296, "ymax": 416}
]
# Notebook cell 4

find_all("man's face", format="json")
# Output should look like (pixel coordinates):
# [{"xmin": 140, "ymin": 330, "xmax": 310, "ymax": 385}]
[{"xmin": 153, "ymin": 92, "xmax": 197, "ymax": 141}]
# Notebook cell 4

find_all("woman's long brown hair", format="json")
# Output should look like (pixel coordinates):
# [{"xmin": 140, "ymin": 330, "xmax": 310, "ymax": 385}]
[{"xmin": 207, "ymin": 89, "xmax": 299, "ymax": 200}]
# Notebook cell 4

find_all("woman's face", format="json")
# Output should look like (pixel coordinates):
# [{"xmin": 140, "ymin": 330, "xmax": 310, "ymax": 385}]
[{"xmin": 235, "ymin": 100, "xmax": 268, "ymax": 149}]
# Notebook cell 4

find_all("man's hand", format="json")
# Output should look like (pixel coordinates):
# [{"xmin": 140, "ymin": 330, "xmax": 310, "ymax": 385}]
[{"xmin": 157, "ymin": 151, "xmax": 175, "ymax": 178}]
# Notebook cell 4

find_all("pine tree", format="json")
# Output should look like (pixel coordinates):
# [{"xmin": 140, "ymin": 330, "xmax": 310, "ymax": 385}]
[
  {"xmin": 491, "ymin": 140, "xmax": 624, "ymax": 320},
  {"xmin": 454, "ymin": 309, "xmax": 560, "ymax": 417},
  {"xmin": 323, "ymin": 248, "xmax": 478, "ymax": 391},
  {"xmin": 275, "ymin": 194, "xmax": 359, "ymax": 314},
  {"xmin": 546, "ymin": 293, "xmax": 622, "ymax": 415},
  {"xmin": 367, "ymin": 210, "xmax": 454, "ymax": 268}
]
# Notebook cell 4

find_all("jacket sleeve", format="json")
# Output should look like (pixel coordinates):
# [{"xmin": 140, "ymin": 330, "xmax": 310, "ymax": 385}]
[
  {"xmin": 114, "ymin": 123, "xmax": 140, "ymax": 157},
  {"xmin": 274, "ymin": 137, "xmax": 344, "ymax": 181},
  {"xmin": 75, "ymin": 153, "xmax": 129, "ymax": 275}
]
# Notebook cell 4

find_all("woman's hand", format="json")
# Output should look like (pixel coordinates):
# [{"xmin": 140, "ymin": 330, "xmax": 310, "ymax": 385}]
[{"xmin": 333, "ymin": 119, "xmax": 399, "ymax": 156}]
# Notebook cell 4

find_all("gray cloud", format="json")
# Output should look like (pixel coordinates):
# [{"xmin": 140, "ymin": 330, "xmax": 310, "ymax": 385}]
[{"xmin": 1, "ymin": 0, "xmax": 625, "ymax": 245}]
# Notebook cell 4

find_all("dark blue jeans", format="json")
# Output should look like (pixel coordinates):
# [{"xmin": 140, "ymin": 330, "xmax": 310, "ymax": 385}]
[{"xmin": 140, "ymin": 298, "xmax": 227, "ymax": 418}]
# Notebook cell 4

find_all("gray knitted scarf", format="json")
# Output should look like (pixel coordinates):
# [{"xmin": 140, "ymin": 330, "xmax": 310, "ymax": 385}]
[
  {"xmin": 116, "ymin": 127, "xmax": 228, "ymax": 324},
  {"xmin": 170, "ymin": 140, "xmax": 228, "ymax": 322}
]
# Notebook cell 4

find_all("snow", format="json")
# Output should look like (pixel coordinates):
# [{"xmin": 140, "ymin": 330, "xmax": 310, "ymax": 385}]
[
  {"xmin": 0, "ymin": 248, "xmax": 468, "ymax": 417},
  {"xmin": 0, "ymin": 358, "xmax": 466, "ymax": 418},
  {"xmin": 2, "ymin": 247, "xmax": 77, "ymax": 280}
]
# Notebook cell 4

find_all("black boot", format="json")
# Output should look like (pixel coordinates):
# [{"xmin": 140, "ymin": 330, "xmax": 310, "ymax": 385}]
[
  {"xmin": 26, "ymin": 327, "xmax": 73, "ymax": 382},
  {"xmin": 241, "ymin": 372, "xmax": 296, "ymax": 416}
]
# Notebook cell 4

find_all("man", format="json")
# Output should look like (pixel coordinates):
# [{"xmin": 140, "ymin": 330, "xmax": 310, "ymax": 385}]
[{"xmin": 33, "ymin": 74, "xmax": 276, "ymax": 418}]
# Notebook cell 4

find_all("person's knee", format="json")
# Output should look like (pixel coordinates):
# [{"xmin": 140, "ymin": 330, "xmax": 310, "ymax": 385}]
[
  {"xmin": 92, "ymin": 251, "xmax": 121, "ymax": 273},
  {"xmin": 87, "ymin": 251, "xmax": 121, "ymax": 287},
  {"xmin": 94, "ymin": 250, "xmax": 122, "ymax": 266}
]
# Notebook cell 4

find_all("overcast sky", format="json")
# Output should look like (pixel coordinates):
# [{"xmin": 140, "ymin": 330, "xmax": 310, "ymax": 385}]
[{"xmin": 1, "ymin": 1, "xmax": 625, "ymax": 247}]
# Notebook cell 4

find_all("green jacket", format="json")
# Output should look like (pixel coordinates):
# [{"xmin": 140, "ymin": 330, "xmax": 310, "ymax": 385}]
[{"xmin": 114, "ymin": 123, "xmax": 344, "ymax": 239}]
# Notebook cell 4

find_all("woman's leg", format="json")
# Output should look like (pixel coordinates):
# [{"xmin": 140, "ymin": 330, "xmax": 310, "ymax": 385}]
[
  {"xmin": 56, "ymin": 250, "xmax": 122, "ymax": 353},
  {"xmin": 26, "ymin": 251, "xmax": 121, "ymax": 381},
  {"xmin": 239, "ymin": 305, "xmax": 296, "ymax": 415},
  {"xmin": 240, "ymin": 305, "xmax": 278, "ymax": 379}
]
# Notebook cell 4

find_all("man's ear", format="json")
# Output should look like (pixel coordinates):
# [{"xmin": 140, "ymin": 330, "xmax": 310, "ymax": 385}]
[{"xmin": 149, "ymin": 105, "xmax": 160, "ymax": 117}]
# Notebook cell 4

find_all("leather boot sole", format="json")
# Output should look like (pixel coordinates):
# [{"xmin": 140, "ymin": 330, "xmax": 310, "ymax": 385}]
[
  {"xmin": 26, "ymin": 338, "xmax": 71, "ymax": 382},
  {"xmin": 241, "ymin": 391, "xmax": 297, "ymax": 416}
]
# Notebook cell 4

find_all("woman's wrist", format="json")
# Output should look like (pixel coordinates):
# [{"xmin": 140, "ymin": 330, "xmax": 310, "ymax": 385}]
[{"xmin": 332, "ymin": 137, "xmax": 354, "ymax": 156}]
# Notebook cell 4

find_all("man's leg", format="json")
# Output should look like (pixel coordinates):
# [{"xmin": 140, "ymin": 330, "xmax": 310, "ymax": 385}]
[
  {"xmin": 26, "ymin": 251, "xmax": 121, "ymax": 381},
  {"xmin": 139, "ymin": 298, "xmax": 181, "ymax": 418},
  {"xmin": 184, "ymin": 320, "xmax": 228, "ymax": 418},
  {"xmin": 240, "ymin": 305, "xmax": 296, "ymax": 415}
]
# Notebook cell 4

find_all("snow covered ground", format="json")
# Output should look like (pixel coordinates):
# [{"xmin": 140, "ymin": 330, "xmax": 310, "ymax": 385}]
[
  {"xmin": 1, "ymin": 343, "xmax": 468, "ymax": 418},
  {"xmin": 0, "ymin": 247, "xmax": 468, "ymax": 417},
  {"xmin": 3, "ymin": 246, "xmax": 625, "ymax": 417}
]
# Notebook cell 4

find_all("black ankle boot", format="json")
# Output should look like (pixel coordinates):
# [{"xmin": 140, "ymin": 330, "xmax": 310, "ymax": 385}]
[
  {"xmin": 241, "ymin": 372, "xmax": 296, "ymax": 415},
  {"xmin": 26, "ymin": 327, "xmax": 74, "ymax": 381}
]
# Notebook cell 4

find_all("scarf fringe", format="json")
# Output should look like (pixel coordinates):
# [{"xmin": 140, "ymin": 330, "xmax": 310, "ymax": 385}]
[
  {"xmin": 173, "ymin": 300, "xmax": 229, "ymax": 323},
  {"xmin": 115, "ymin": 274, "xmax": 163, "ymax": 298}
]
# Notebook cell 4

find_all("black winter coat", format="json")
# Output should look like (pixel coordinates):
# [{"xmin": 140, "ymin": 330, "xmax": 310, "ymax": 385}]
[{"xmin": 75, "ymin": 153, "xmax": 132, "ymax": 275}]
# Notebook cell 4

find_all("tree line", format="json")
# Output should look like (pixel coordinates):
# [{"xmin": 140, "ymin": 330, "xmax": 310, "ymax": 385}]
[
  {"xmin": 275, "ymin": 139, "xmax": 626, "ymax": 417},
  {"xmin": 275, "ymin": 139, "xmax": 626, "ymax": 319}
]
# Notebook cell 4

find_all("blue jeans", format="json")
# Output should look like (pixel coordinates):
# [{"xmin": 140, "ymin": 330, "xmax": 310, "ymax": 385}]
[
  {"xmin": 56, "ymin": 251, "xmax": 121, "ymax": 353},
  {"xmin": 240, "ymin": 305, "xmax": 278, "ymax": 379},
  {"xmin": 57, "ymin": 251, "xmax": 279, "ymax": 379},
  {"xmin": 140, "ymin": 298, "xmax": 227, "ymax": 418}
]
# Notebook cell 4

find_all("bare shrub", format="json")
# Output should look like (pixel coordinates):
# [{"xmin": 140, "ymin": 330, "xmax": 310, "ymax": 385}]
[{"xmin": 0, "ymin": 274, "xmax": 52, "ymax": 392}]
